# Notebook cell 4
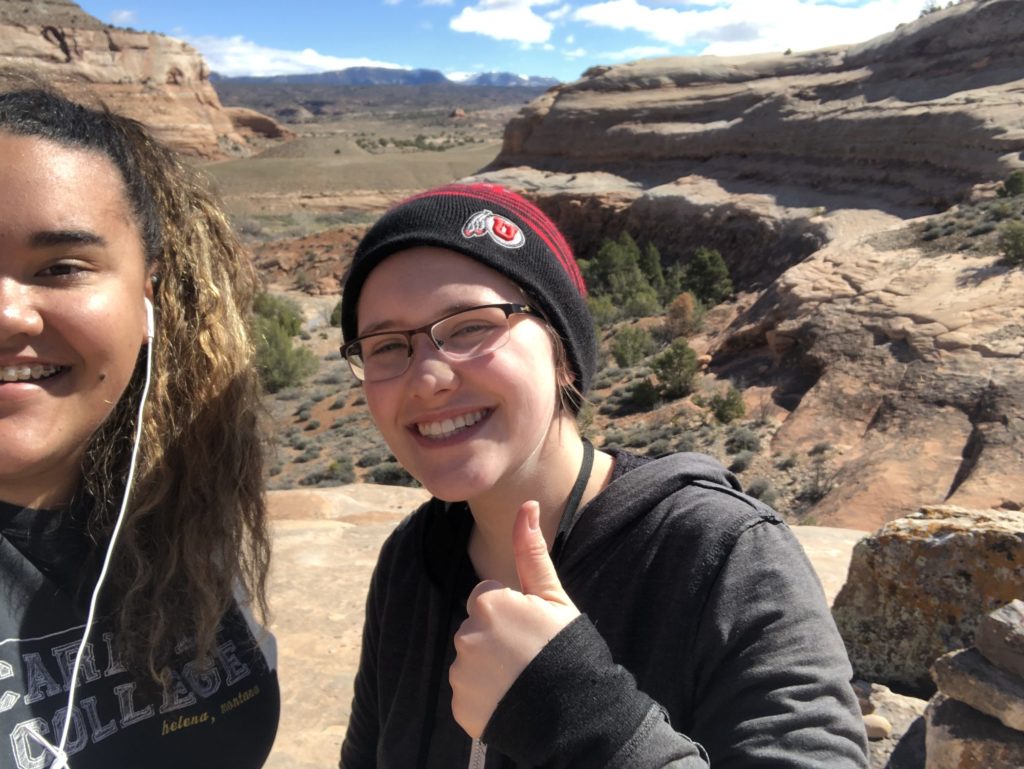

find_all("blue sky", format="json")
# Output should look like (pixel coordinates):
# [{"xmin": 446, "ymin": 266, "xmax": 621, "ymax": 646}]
[{"xmin": 77, "ymin": 1, "xmax": 930, "ymax": 83}]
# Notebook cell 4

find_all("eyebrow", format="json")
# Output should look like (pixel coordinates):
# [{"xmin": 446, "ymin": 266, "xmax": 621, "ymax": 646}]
[
  {"xmin": 357, "ymin": 301, "xmax": 479, "ymax": 337},
  {"xmin": 29, "ymin": 229, "xmax": 107, "ymax": 248}
]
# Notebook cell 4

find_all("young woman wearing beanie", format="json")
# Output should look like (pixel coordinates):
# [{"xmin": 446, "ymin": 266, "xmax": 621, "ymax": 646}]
[{"xmin": 338, "ymin": 183, "xmax": 868, "ymax": 769}]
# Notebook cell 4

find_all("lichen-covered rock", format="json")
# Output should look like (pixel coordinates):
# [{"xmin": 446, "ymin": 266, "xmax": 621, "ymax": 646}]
[
  {"xmin": 832, "ymin": 506, "xmax": 1024, "ymax": 695},
  {"xmin": 925, "ymin": 694, "xmax": 1024, "ymax": 769}
]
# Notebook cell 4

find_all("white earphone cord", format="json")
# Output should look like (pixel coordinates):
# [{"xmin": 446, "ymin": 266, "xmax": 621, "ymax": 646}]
[{"xmin": 28, "ymin": 321, "xmax": 154, "ymax": 769}]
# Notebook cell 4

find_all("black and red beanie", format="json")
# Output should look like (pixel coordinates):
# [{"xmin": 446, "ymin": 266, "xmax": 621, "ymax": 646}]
[{"xmin": 340, "ymin": 183, "xmax": 597, "ymax": 397}]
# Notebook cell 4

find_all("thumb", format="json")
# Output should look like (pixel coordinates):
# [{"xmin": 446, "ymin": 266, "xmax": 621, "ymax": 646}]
[{"xmin": 513, "ymin": 501, "xmax": 570, "ymax": 604}]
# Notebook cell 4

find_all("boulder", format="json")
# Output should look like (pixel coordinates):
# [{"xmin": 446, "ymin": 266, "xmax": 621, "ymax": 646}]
[
  {"xmin": 925, "ymin": 694, "xmax": 1024, "ymax": 769},
  {"xmin": 225, "ymin": 107, "xmax": 295, "ymax": 140},
  {"xmin": 832, "ymin": 506, "xmax": 1024, "ymax": 695},
  {"xmin": 932, "ymin": 648, "xmax": 1024, "ymax": 732},
  {"xmin": 976, "ymin": 599, "xmax": 1024, "ymax": 681},
  {"xmin": 854, "ymin": 681, "xmax": 928, "ymax": 769}
]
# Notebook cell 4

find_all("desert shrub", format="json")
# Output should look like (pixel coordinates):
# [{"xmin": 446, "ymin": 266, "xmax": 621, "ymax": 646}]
[
  {"xmin": 294, "ymin": 445, "xmax": 321, "ymax": 463},
  {"xmin": 329, "ymin": 395, "xmax": 347, "ymax": 410},
  {"xmin": 611, "ymin": 326, "xmax": 655, "ymax": 368},
  {"xmin": 684, "ymin": 247, "xmax": 733, "ymax": 306},
  {"xmin": 664, "ymin": 291, "xmax": 704, "ymax": 338},
  {"xmin": 651, "ymin": 339, "xmax": 699, "ymax": 399},
  {"xmin": 745, "ymin": 478, "xmax": 778, "ymax": 507},
  {"xmin": 591, "ymin": 367, "xmax": 621, "ymax": 390},
  {"xmin": 996, "ymin": 170, "xmax": 1024, "ymax": 198},
  {"xmin": 725, "ymin": 426, "xmax": 761, "ymax": 454},
  {"xmin": 674, "ymin": 432, "xmax": 697, "ymax": 453},
  {"xmin": 618, "ymin": 379, "xmax": 661, "ymax": 414},
  {"xmin": 808, "ymin": 441, "xmax": 832, "ymax": 457},
  {"xmin": 601, "ymin": 427, "xmax": 625, "ymax": 447},
  {"xmin": 645, "ymin": 439, "xmax": 671, "ymax": 457},
  {"xmin": 707, "ymin": 386, "xmax": 746, "ymax": 424},
  {"xmin": 998, "ymin": 220, "xmax": 1024, "ymax": 266},
  {"xmin": 315, "ymin": 371, "xmax": 346, "ymax": 386},
  {"xmin": 254, "ymin": 293, "xmax": 304, "ymax": 336},
  {"xmin": 253, "ymin": 295, "xmax": 318, "ymax": 393},
  {"xmin": 988, "ymin": 202, "xmax": 1013, "ymax": 221},
  {"xmin": 729, "ymin": 450, "xmax": 754, "ymax": 473},
  {"xmin": 300, "ymin": 458, "xmax": 355, "ymax": 486},
  {"xmin": 366, "ymin": 462, "xmax": 419, "ymax": 487},
  {"xmin": 303, "ymin": 420, "xmax": 321, "ymax": 431},
  {"xmin": 968, "ymin": 221, "xmax": 996, "ymax": 236},
  {"xmin": 330, "ymin": 300, "xmax": 343, "ymax": 327},
  {"xmin": 357, "ymin": 449, "xmax": 388, "ymax": 468},
  {"xmin": 775, "ymin": 453, "xmax": 798, "ymax": 470}
]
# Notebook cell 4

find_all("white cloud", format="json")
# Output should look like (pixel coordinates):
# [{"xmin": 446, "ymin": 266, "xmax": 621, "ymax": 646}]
[
  {"xmin": 546, "ymin": 3, "xmax": 573, "ymax": 20},
  {"xmin": 186, "ymin": 35, "xmax": 408, "ymax": 77},
  {"xmin": 450, "ymin": 1, "xmax": 556, "ymax": 45},
  {"xmin": 563, "ymin": 46, "xmax": 588, "ymax": 58},
  {"xmin": 544, "ymin": 42, "xmax": 556, "ymax": 50},
  {"xmin": 422, "ymin": 0, "xmax": 453, "ymax": 4},
  {"xmin": 110, "ymin": 9, "xmax": 139, "ymax": 26},
  {"xmin": 573, "ymin": 0, "xmax": 924, "ymax": 54},
  {"xmin": 566, "ymin": 33, "xmax": 575, "ymax": 44},
  {"xmin": 383, "ymin": 0, "xmax": 402, "ymax": 5}
]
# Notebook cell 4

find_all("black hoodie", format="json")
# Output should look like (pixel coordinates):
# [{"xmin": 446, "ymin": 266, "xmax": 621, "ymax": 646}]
[
  {"xmin": 340, "ymin": 451, "xmax": 869, "ymax": 768},
  {"xmin": 0, "ymin": 498, "xmax": 280, "ymax": 769}
]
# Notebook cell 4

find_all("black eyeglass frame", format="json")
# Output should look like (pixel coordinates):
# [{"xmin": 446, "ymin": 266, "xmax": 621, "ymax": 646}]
[{"xmin": 340, "ymin": 302, "xmax": 542, "ymax": 382}]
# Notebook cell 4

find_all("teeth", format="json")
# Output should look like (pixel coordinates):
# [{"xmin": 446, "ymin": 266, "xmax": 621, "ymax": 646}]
[
  {"xmin": 1, "ymin": 365, "xmax": 62, "ymax": 382},
  {"xmin": 417, "ymin": 409, "xmax": 486, "ymax": 439}
]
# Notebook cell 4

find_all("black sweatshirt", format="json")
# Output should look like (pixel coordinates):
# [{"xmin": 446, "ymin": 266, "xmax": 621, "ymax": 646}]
[
  {"xmin": 340, "ymin": 451, "xmax": 869, "ymax": 768},
  {"xmin": 0, "ymin": 498, "xmax": 280, "ymax": 769}
]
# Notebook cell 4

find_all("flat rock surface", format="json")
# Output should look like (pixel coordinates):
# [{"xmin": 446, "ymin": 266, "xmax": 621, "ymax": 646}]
[{"xmin": 263, "ymin": 484, "xmax": 864, "ymax": 768}]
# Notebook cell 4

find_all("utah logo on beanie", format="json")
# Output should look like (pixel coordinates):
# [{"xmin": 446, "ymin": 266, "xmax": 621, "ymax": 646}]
[{"xmin": 462, "ymin": 209, "xmax": 526, "ymax": 249}]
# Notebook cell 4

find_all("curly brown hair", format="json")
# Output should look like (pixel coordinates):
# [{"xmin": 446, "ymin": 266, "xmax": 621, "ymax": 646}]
[{"xmin": 0, "ymin": 88, "xmax": 271, "ymax": 682}]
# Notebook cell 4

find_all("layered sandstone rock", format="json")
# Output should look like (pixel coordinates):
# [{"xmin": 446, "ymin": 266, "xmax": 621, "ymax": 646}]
[
  {"xmin": 491, "ymin": 0, "xmax": 1024, "ymax": 211},
  {"xmin": 469, "ymin": 0, "xmax": 1024, "ymax": 529},
  {"xmin": 0, "ymin": 0, "xmax": 246, "ymax": 157},
  {"xmin": 925, "ymin": 695, "xmax": 1024, "ymax": 769},
  {"xmin": 926, "ymin": 600, "xmax": 1024, "ymax": 769},
  {"xmin": 832, "ymin": 506, "xmax": 1024, "ymax": 695}
]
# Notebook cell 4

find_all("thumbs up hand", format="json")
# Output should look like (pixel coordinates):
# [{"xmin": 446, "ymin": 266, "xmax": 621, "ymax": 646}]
[{"xmin": 450, "ymin": 500, "xmax": 581, "ymax": 739}]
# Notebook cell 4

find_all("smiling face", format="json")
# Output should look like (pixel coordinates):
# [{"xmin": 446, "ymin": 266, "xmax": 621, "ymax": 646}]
[
  {"xmin": 357, "ymin": 246, "xmax": 574, "ymax": 504},
  {"xmin": 0, "ymin": 133, "xmax": 151, "ymax": 508}
]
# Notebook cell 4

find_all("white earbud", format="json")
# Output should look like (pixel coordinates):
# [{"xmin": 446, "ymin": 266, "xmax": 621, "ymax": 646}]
[{"xmin": 144, "ymin": 297, "xmax": 154, "ymax": 340}]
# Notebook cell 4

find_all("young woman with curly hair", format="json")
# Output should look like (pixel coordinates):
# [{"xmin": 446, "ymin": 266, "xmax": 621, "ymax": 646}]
[{"xmin": 0, "ymin": 88, "xmax": 278, "ymax": 769}]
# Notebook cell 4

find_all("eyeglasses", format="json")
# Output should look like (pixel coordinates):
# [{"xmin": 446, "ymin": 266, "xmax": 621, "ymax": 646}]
[{"xmin": 342, "ymin": 302, "xmax": 542, "ymax": 382}]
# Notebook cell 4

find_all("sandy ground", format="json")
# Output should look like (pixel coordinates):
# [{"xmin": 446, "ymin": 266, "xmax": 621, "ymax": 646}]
[{"xmin": 263, "ymin": 485, "xmax": 866, "ymax": 768}]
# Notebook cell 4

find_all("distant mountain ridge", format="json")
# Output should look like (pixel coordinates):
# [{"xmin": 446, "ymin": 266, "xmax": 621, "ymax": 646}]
[{"xmin": 211, "ymin": 67, "xmax": 559, "ymax": 88}]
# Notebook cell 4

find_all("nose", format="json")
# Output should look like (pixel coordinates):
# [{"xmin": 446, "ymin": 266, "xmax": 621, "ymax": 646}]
[
  {"xmin": 0, "ymin": 279, "xmax": 44, "ymax": 340},
  {"xmin": 405, "ymin": 333, "xmax": 457, "ymax": 398}
]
